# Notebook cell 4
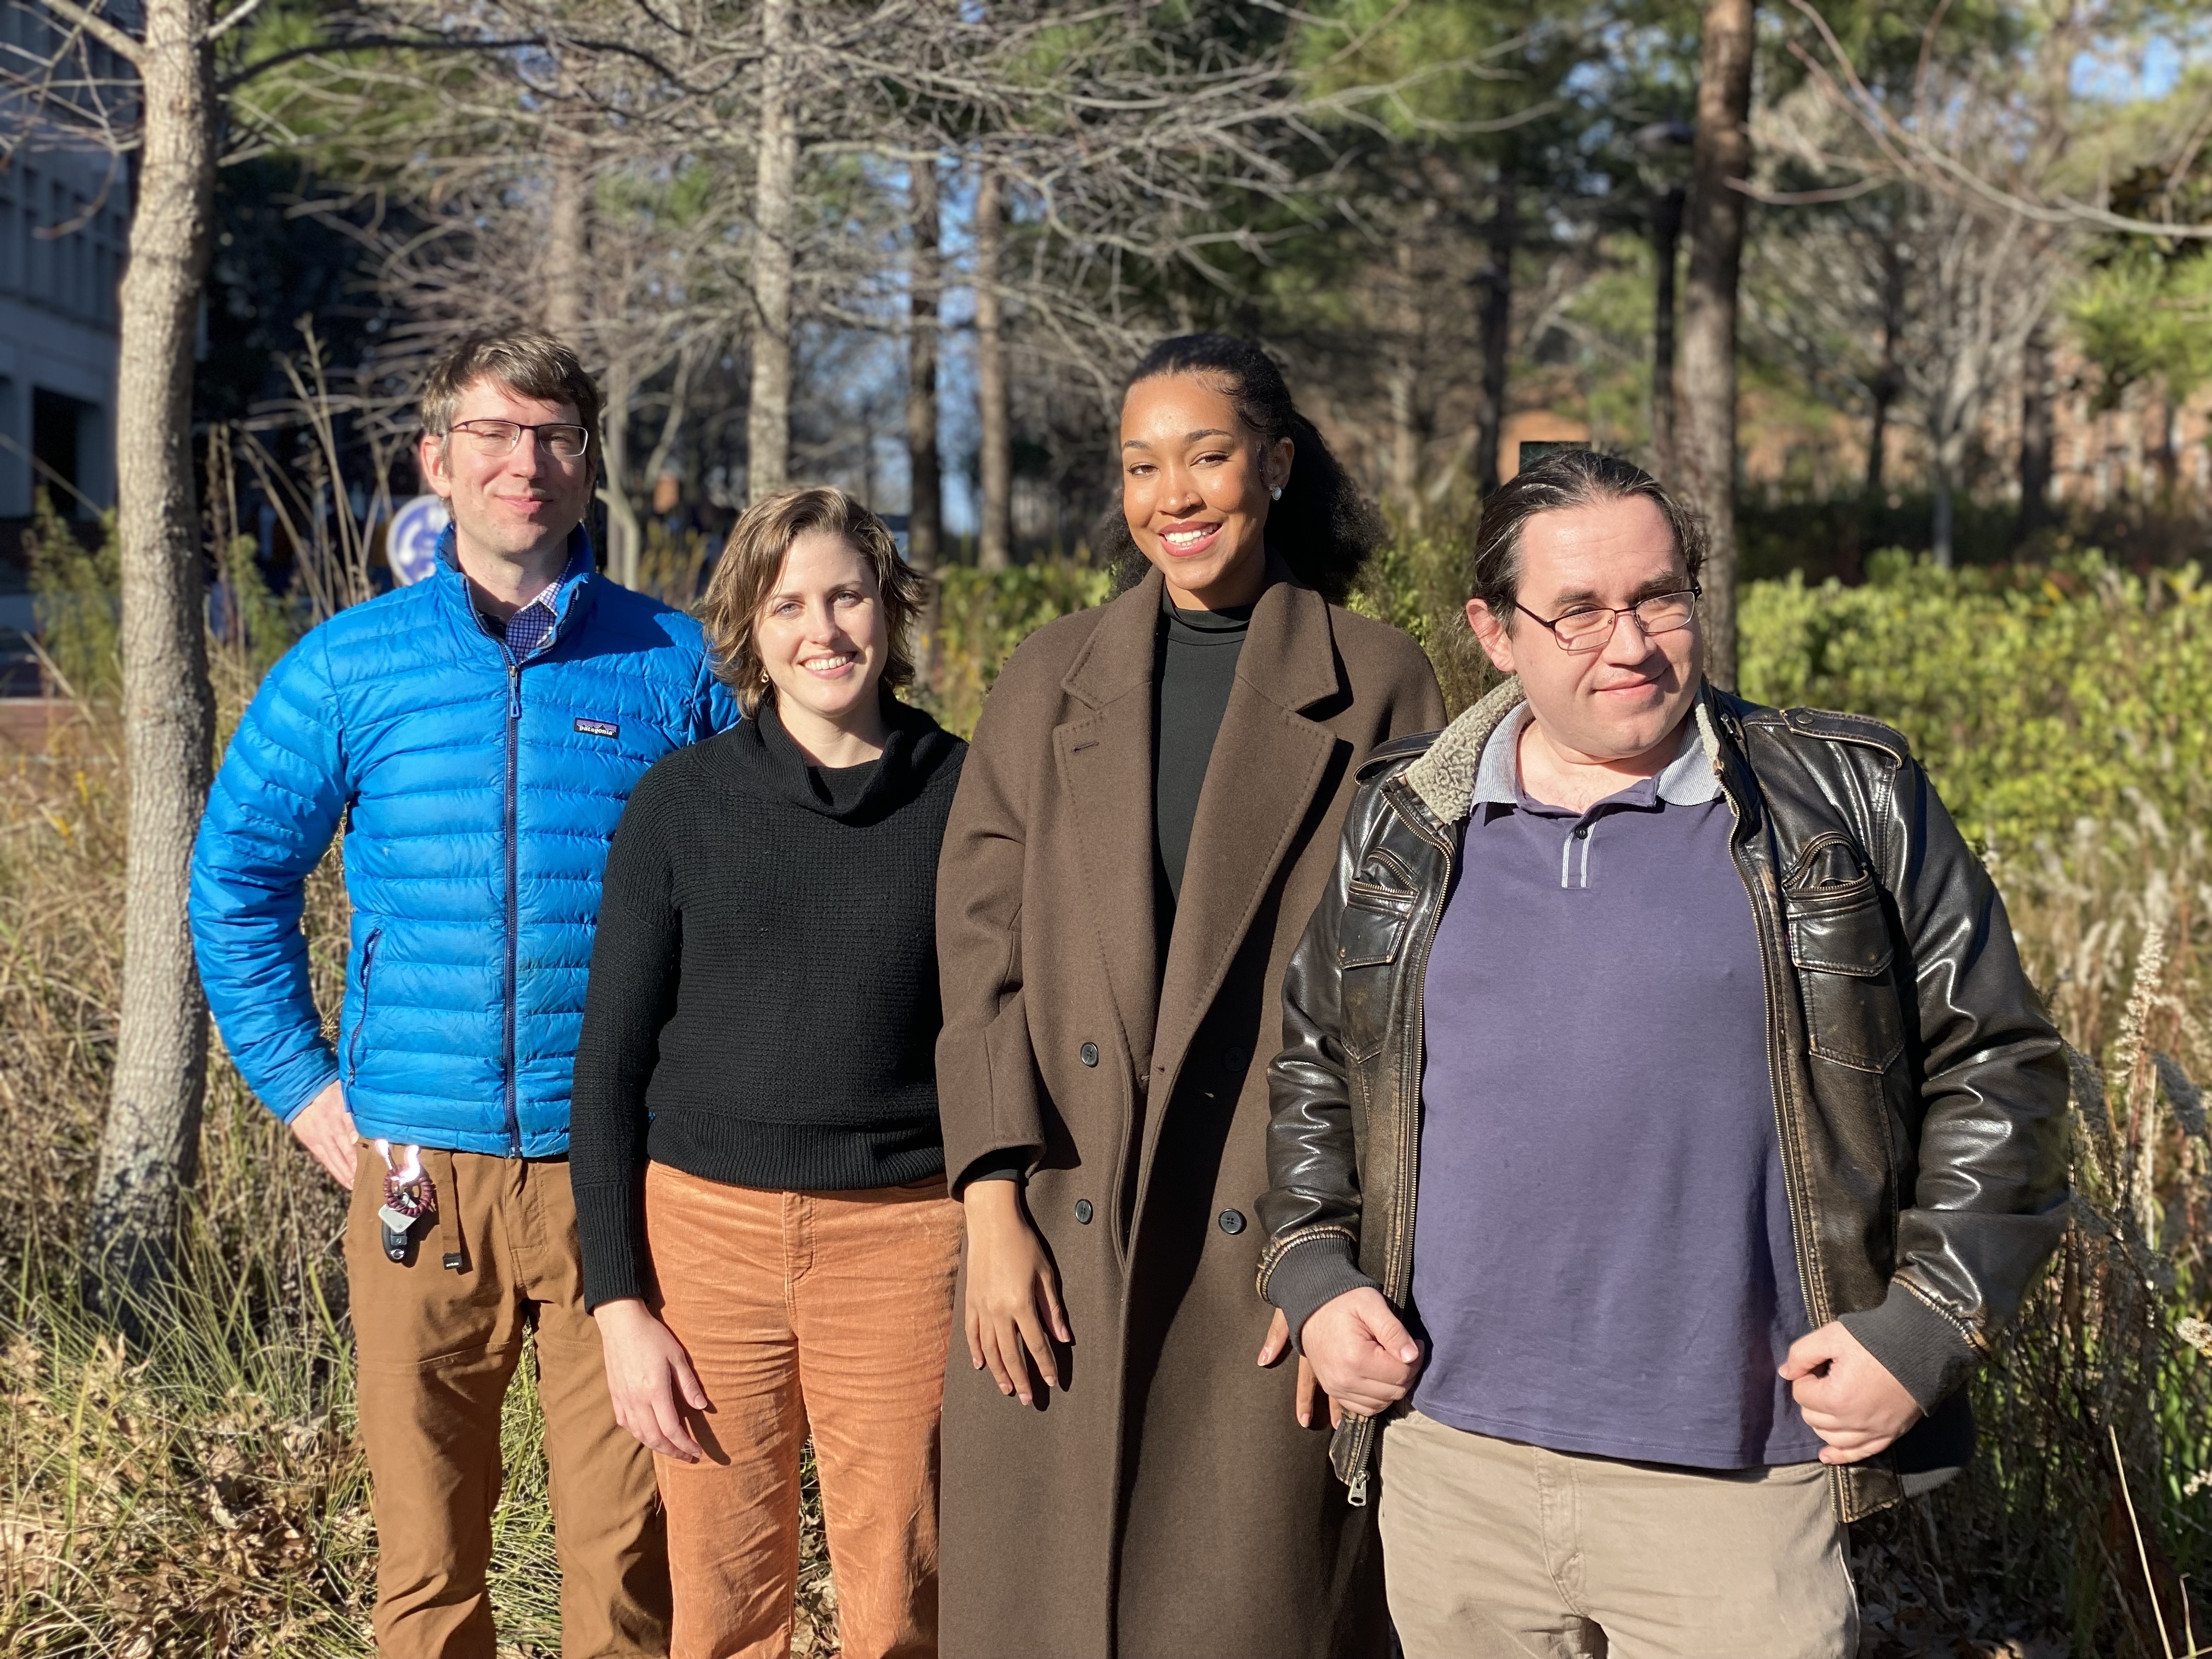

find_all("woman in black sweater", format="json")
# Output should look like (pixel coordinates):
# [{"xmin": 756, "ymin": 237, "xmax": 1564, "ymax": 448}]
[{"xmin": 572, "ymin": 486, "xmax": 966, "ymax": 1659}]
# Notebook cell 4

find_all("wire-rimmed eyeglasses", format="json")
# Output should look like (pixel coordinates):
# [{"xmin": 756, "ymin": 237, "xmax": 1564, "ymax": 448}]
[
  {"xmin": 1514, "ymin": 586, "xmax": 1702, "ymax": 653},
  {"xmin": 445, "ymin": 419, "xmax": 592, "ymax": 463}
]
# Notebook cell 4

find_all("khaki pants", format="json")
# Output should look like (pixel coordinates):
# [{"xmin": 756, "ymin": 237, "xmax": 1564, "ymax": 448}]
[
  {"xmin": 1378, "ymin": 1408, "xmax": 1857, "ymax": 1659},
  {"xmin": 345, "ymin": 1145, "xmax": 670, "ymax": 1659},
  {"xmin": 644, "ymin": 1164, "xmax": 964, "ymax": 1659}
]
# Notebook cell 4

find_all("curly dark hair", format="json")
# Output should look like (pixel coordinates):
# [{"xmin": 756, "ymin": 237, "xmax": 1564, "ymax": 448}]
[{"xmin": 1099, "ymin": 334, "xmax": 1384, "ymax": 603}]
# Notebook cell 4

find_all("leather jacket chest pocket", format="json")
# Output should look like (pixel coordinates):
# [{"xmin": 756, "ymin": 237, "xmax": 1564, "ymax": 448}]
[
  {"xmin": 1786, "ymin": 877, "xmax": 1905, "ymax": 1073},
  {"xmin": 1340, "ymin": 877, "xmax": 1414, "ymax": 1062}
]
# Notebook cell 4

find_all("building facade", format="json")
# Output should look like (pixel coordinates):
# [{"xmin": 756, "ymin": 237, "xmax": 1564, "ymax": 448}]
[
  {"xmin": 0, "ymin": 147, "xmax": 126, "ymax": 523},
  {"xmin": 1, "ymin": 1, "xmax": 129, "ymax": 523}
]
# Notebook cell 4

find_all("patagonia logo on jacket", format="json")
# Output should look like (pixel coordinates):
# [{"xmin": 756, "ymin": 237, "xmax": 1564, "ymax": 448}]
[{"xmin": 574, "ymin": 717, "xmax": 620, "ymax": 738}]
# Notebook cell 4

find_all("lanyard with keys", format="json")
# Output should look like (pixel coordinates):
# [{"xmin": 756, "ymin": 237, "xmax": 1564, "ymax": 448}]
[{"xmin": 374, "ymin": 1141, "xmax": 439, "ymax": 1263}]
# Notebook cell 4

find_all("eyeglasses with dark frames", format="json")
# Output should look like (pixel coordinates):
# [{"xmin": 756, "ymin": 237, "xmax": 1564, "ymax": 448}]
[
  {"xmin": 1514, "ymin": 585, "xmax": 1702, "ymax": 653},
  {"xmin": 445, "ymin": 420, "xmax": 592, "ymax": 463}
]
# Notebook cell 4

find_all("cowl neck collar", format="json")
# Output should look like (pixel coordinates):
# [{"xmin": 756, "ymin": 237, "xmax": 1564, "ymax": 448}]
[{"xmin": 744, "ymin": 693, "xmax": 961, "ymax": 825}]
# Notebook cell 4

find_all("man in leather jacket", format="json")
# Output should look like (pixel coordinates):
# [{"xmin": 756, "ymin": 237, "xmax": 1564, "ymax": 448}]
[{"xmin": 1254, "ymin": 452, "xmax": 2067, "ymax": 1658}]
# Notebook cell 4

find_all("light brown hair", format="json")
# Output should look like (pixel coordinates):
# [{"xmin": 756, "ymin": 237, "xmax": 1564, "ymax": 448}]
[
  {"xmin": 417, "ymin": 330, "xmax": 603, "ymax": 474},
  {"xmin": 701, "ymin": 486, "xmax": 924, "ymax": 717}
]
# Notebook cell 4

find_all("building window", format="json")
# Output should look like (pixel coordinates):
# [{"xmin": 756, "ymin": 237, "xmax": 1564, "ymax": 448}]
[{"xmin": 32, "ymin": 387, "xmax": 92, "ymax": 517}]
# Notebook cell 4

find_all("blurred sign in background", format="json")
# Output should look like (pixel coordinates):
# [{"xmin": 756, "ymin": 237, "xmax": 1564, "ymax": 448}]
[{"xmin": 387, "ymin": 495, "xmax": 449, "ymax": 586}]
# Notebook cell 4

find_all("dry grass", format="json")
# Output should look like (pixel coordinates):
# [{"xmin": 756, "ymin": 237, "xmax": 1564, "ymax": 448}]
[
  {"xmin": 0, "ymin": 675, "xmax": 838, "ymax": 1656},
  {"xmin": 1845, "ymin": 799, "xmax": 2212, "ymax": 1657}
]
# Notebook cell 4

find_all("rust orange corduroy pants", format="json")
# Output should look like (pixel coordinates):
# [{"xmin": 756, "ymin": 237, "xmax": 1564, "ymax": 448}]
[
  {"xmin": 345, "ymin": 1145, "xmax": 670, "ymax": 1659},
  {"xmin": 643, "ymin": 1163, "xmax": 964, "ymax": 1659}
]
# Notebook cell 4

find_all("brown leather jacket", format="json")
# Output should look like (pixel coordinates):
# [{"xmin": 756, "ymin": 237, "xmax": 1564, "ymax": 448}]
[{"xmin": 1255, "ymin": 679, "xmax": 2069, "ymax": 1520}]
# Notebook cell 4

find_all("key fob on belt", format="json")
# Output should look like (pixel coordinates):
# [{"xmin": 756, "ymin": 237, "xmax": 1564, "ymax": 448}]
[{"xmin": 375, "ymin": 1164, "xmax": 436, "ymax": 1266}]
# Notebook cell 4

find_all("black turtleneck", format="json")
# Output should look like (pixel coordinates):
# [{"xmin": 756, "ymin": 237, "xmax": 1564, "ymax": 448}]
[
  {"xmin": 570, "ymin": 696, "xmax": 968, "ymax": 1311},
  {"xmin": 1153, "ymin": 591, "xmax": 1254, "ymax": 910}
]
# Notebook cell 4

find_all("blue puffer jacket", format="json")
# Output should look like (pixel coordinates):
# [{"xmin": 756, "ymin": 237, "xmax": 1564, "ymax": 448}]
[{"xmin": 191, "ymin": 531, "xmax": 740, "ymax": 1155}]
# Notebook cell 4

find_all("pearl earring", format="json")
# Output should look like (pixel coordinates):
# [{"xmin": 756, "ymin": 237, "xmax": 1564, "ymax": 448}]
[{"xmin": 1270, "ymin": 486, "xmax": 1283, "ymax": 501}]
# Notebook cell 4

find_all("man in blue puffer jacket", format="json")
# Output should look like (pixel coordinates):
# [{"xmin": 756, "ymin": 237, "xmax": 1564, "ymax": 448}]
[{"xmin": 192, "ymin": 330, "xmax": 737, "ymax": 1658}]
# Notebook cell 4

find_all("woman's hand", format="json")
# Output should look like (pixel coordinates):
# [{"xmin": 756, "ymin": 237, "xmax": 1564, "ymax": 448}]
[
  {"xmin": 1257, "ymin": 1307, "xmax": 1341, "ymax": 1430},
  {"xmin": 963, "ymin": 1180, "xmax": 1071, "ymax": 1406},
  {"xmin": 593, "ymin": 1297, "xmax": 710, "ymax": 1462}
]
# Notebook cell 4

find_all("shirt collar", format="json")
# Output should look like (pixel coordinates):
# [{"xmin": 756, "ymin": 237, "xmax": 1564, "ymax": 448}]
[
  {"xmin": 477, "ymin": 543, "xmax": 586, "ymax": 628},
  {"xmin": 1472, "ymin": 701, "xmax": 1719, "ymax": 809},
  {"xmin": 529, "ymin": 544, "xmax": 589, "ymax": 610}
]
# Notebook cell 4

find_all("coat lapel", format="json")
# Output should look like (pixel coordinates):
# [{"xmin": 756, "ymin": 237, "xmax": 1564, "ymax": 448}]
[
  {"xmin": 1150, "ymin": 571, "xmax": 1343, "ymax": 1100},
  {"xmin": 1053, "ymin": 571, "xmax": 1166, "ymax": 1075}
]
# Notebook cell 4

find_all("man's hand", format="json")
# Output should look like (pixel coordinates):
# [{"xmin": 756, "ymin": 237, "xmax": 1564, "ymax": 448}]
[
  {"xmin": 1300, "ymin": 1287, "xmax": 1423, "ymax": 1419},
  {"xmin": 595, "ymin": 1298, "xmax": 710, "ymax": 1462},
  {"xmin": 1780, "ymin": 1320, "xmax": 1922, "ymax": 1465},
  {"xmin": 290, "ymin": 1081, "xmax": 358, "ymax": 1188},
  {"xmin": 962, "ymin": 1179, "xmax": 1071, "ymax": 1406},
  {"xmin": 1257, "ymin": 1307, "xmax": 1341, "ymax": 1430}
]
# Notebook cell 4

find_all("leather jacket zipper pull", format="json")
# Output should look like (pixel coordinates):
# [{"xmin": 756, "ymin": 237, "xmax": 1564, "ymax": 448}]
[{"xmin": 1347, "ymin": 1468, "xmax": 1370, "ymax": 1508}]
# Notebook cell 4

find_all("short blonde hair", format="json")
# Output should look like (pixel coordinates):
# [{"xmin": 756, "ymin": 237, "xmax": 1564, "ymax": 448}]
[{"xmin": 702, "ymin": 486, "xmax": 924, "ymax": 718}]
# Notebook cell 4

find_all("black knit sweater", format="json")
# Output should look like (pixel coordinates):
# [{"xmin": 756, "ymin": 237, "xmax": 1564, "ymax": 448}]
[{"xmin": 571, "ymin": 696, "xmax": 967, "ymax": 1310}]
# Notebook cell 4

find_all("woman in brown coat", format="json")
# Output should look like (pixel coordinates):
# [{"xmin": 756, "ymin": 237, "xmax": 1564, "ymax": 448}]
[{"xmin": 934, "ymin": 335, "xmax": 1447, "ymax": 1658}]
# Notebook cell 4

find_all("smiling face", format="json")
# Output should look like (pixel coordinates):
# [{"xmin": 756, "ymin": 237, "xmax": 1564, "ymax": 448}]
[
  {"xmin": 418, "ymin": 377, "xmax": 596, "ymax": 568},
  {"xmin": 755, "ymin": 529, "xmax": 890, "ymax": 734},
  {"xmin": 1119, "ymin": 372, "xmax": 1293, "ymax": 610},
  {"xmin": 1466, "ymin": 495, "xmax": 1702, "ymax": 766}
]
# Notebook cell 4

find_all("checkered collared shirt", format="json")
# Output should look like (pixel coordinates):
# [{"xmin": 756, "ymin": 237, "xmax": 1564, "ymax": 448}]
[{"xmin": 479, "ymin": 550, "xmax": 586, "ymax": 663}]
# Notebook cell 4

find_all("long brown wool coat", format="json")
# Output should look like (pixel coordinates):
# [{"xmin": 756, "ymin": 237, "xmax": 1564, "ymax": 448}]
[{"xmin": 934, "ymin": 562, "xmax": 1447, "ymax": 1659}]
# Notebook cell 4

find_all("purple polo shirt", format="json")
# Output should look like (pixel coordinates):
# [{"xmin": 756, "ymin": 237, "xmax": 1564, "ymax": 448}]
[{"xmin": 1407, "ymin": 704, "xmax": 1824, "ymax": 1469}]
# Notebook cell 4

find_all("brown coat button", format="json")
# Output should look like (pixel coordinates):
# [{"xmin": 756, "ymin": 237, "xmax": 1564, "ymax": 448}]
[
  {"xmin": 1075, "ymin": 1199, "xmax": 1094, "ymax": 1224},
  {"xmin": 1080, "ymin": 1042, "xmax": 1099, "ymax": 1067}
]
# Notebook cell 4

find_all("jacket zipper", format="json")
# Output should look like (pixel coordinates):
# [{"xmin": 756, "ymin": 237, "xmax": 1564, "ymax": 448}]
[
  {"xmin": 1341, "ymin": 781, "xmax": 1457, "ymax": 1506},
  {"xmin": 503, "ymin": 657, "xmax": 522, "ymax": 1154},
  {"xmin": 347, "ymin": 927, "xmax": 383, "ymax": 1083},
  {"xmin": 1721, "ymin": 781, "xmax": 1831, "ymax": 1335}
]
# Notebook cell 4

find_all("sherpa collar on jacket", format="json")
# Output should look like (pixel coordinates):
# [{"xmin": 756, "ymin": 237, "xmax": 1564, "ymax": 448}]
[{"xmin": 1404, "ymin": 675, "xmax": 1733, "ymax": 823}]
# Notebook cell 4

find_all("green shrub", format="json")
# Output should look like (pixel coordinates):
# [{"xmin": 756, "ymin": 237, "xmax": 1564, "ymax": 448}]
[
  {"xmin": 1739, "ymin": 551, "xmax": 2212, "ymax": 857},
  {"xmin": 24, "ymin": 493, "xmax": 121, "ymax": 705},
  {"xmin": 927, "ymin": 562, "xmax": 1115, "ymax": 736}
]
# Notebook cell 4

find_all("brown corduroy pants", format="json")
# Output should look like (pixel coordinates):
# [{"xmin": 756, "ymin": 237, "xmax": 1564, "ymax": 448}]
[
  {"xmin": 345, "ymin": 1144, "xmax": 671, "ymax": 1659},
  {"xmin": 643, "ymin": 1163, "xmax": 964, "ymax": 1659}
]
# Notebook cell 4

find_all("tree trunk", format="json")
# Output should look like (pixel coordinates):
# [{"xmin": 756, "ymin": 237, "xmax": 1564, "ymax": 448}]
[
  {"xmin": 2153, "ymin": 393, "xmax": 2180, "ymax": 501},
  {"xmin": 1387, "ymin": 355, "xmax": 1421, "ymax": 531},
  {"xmin": 1864, "ymin": 380, "xmax": 1892, "ymax": 498},
  {"xmin": 975, "ymin": 166, "xmax": 1012, "ymax": 572},
  {"xmin": 2015, "ymin": 319, "xmax": 2053, "ymax": 547},
  {"xmin": 747, "ymin": 0, "xmax": 797, "ymax": 500},
  {"xmin": 1680, "ymin": 0, "xmax": 1754, "ymax": 690},
  {"xmin": 600, "ymin": 365, "xmax": 642, "ymax": 586},
  {"xmin": 545, "ymin": 128, "xmax": 588, "ymax": 344},
  {"xmin": 89, "ymin": 0, "xmax": 218, "ymax": 1304},
  {"xmin": 1865, "ymin": 236, "xmax": 1903, "ymax": 500},
  {"xmin": 1472, "ymin": 157, "xmax": 1517, "ymax": 495},
  {"xmin": 1650, "ymin": 182, "xmax": 1684, "ymax": 483},
  {"xmin": 907, "ymin": 158, "xmax": 943, "ymax": 678},
  {"xmin": 1388, "ymin": 240, "xmax": 1423, "ymax": 529},
  {"xmin": 1931, "ymin": 449, "xmax": 1956, "ymax": 569}
]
